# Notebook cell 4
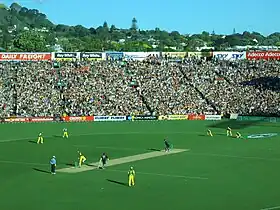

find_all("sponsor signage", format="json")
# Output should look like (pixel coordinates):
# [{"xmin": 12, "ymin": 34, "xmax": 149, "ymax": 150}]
[
  {"xmin": 80, "ymin": 52, "xmax": 103, "ymax": 60},
  {"xmin": 237, "ymin": 116, "xmax": 279, "ymax": 122},
  {"xmin": 205, "ymin": 115, "xmax": 222, "ymax": 120},
  {"xmin": 94, "ymin": 116, "xmax": 126, "ymax": 122},
  {"xmin": 54, "ymin": 52, "xmax": 78, "ymax": 60},
  {"xmin": 0, "ymin": 53, "xmax": 51, "ymax": 61},
  {"xmin": 106, "ymin": 52, "xmax": 123, "ymax": 60},
  {"xmin": 246, "ymin": 51, "xmax": 280, "ymax": 60},
  {"xmin": 188, "ymin": 114, "xmax": 205, "ymax": 120},
  {"xmin": 230, "ymin": 114, "xmax": 239, "ymax": 120},
  {"xmin": 247, "ymin": 133, "xmax": 278, "ymax": 139},
  {"xmin": 4, "ymin": 117, "xmax": 28, "ymax": 122},
  {"xmin": 124, "ymin": 52, "xmax": 152, "ymax": 61},
  {"xmin": 130, "ymin": 115, "xmax": 158, "ymax": 121},
  {"xmin": 4, "ymin": 117, "xmax": 53, "ymax": 122},
  {"xmin": 188, "ymin": 52, "xmax": 213, "ymax": 58},
  {"xmin": 167, "ymin": 115, "xmax": 188, "ymax": 120},
  {"xmin": 213, "ymin": 52, "xmax": 246, "ymax": 60},
  {"xmin": 237, "ymin": 116, "xmax": 266, "ymax": 121},
  {"xmin": 162, "ymin": 52, "xmax": 187, "ymax": 58},
  {"xmin": 29, "ymin": 117, "xmax": 54, "ymax": 122},
  {"xmin": 62, "ymin": 116, "xmax": 94, "ymax": 122}
]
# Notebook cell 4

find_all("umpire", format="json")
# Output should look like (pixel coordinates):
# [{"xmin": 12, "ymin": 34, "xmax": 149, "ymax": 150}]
[{"xmin": 50, "ymin": 156, "xmax": 56, "ymax": 175}]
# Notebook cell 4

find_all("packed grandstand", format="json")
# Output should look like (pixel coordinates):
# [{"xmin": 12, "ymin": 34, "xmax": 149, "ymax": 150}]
[{"xmin": 0, "ymin": 51, "xmax": 279, "ymax": 120}]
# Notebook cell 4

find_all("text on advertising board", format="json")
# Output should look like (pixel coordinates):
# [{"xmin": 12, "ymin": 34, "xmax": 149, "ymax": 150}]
[
  {"xmin": 188, "ymin": 114, "xmax": 206, "ymax": 120},
  {"xmin": 205, "ymin": 115, "xmax": 222, "ymax": 120},
  {"xmin": 130, "ymin": 116, "xmax": 158, "ymax": 120},
  {"xmin": 54, "ymin": 53, "xmax": 77, "ymax": 59},
  {"xmin": 0, "ymin": 53, "xmax": 51, "ymax": 61},
  {"xmin": 62, "ymin": 116, "xmax": 94, "ymax": 122},
  {"xmin": 94, "ymin": 116, "xmax": 126, "ymax": 121},
  {"xmin": 213, "ymin": 52, "xmax": 245, "ymax": 60},
  {"xmin": 80, "ymin": 53, "xmax": 102, "ymax": 58},
  {"xmin": 168, "ymin": 115, "xmax": 188, "ymax": 120},
  {"xmin": 246, "ymin": 51, "xmax": 280, "ymax": 60}
]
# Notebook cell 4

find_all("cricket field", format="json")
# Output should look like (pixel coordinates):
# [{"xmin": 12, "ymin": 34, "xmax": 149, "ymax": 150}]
[{"xmin": 0, "ymin": 120, "xmax": 279, "ymax": 210}]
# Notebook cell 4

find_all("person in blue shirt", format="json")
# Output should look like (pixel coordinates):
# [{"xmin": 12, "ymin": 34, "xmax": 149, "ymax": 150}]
[{"xmin": 50, "ymin": 156, "xmax": 56, "ymax": 175}]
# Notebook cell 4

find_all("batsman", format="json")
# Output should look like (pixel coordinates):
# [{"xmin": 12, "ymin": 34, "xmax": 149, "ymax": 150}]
[
  {"xmin": 128, "ymin": 166, "xmax": 135, "ymax": 187},
  {"xmin": 99, "ymin": 153, "xmax": 109, "ymax": 169}
]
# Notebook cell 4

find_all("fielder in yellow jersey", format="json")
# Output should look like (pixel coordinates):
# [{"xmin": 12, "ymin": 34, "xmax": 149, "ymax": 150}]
[
  {"xmin": 236, "ymin": 132, "xmax": 242, "ymax": 138},
  {"xmin": 78, "ymin": 151, "xmax": 86, "ymax": 167},
  {"xmin": 227, "ymin": 127, "xmax": 232, "ymax": 136},
  {"xmin": 207, "ymin": 129, "xmax": 213, "ymax": 137},
  {"xmin": 37, "ymin": 132, "xmax": 43, "ymax": 144},
  {"xmin": 128, "ymin": 167, "xmax": 135, "ymax": 187},
  {"xmin": 63, "ymin": 128, "xmax": 68, "ymax": 138}
]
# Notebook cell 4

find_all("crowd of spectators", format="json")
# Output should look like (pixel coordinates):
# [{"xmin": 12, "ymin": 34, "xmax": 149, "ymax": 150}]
[{"xmin": 0, "ymin": 58, "xmax": 279, "ymax": 117}]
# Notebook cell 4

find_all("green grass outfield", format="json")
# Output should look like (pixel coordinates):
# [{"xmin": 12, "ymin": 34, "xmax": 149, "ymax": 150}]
[{"xmin": 0, "ymin": 120, "xmax": 280, "ymax": 210}]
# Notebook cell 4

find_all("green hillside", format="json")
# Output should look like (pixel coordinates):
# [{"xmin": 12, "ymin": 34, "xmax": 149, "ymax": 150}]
[{"xmin": 0, "ymin": 2, "xmax": 280, "ymax": 52}]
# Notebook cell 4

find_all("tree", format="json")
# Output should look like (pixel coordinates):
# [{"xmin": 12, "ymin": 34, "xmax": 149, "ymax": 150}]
[
  {"xmin": 225, "ymin": 35, "xmax": 240, "ymax": 47},
  {"xmin": 2, "ymin": 3, "xmax": 280, "ymax": 52},
  {"xmin": 57, "ymin": 38, "xmax": 72, "ymax": 51},
  {"xmin": 89, "ymin": 27, "xmax": 96, "ymax": 34},
  {"xmin": 103, "ymin": 21, "xmax": 109, "ymax": 31},
  {"xmin": 131, "ymin": 17, "xmax": 138, "ymax": 31},
  {"xmin": 110, "ymin": 25, "xmax": 116, "ymax": 32},
  {"xmin": 10, "ymin": 3, "xmax": 21, "ymax": 12},
  {"xmin": 13, "ymin": 31, "xmax": 47, "ymax": 52},
  {"xmin": 55, "ymin": 24, "xmax": 70, "ymax": 32},
  {"xmin": 19, "ymin": 7, "xmax": 28, "ymax": 14},
  {"xmin": 73, "ymin": 25, "xmax": 89, "ymax": 37}
]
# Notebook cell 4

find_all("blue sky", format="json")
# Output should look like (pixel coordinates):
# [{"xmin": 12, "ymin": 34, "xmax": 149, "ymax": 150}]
[{"xmin": 1, "ymin": 0, "xmax": 279, "ymax": 35}]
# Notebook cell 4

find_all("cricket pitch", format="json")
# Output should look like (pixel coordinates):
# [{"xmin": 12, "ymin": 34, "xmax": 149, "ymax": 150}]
[{"xmin": 58, "ymin": 148, "xmax": 189, "ymax": 173}]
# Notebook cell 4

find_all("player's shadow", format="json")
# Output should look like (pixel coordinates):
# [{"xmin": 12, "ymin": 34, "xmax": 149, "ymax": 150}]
[
  {"xmin": 33, "ymin": 168, "xmax": 50, "ymax": 174},
  {"xmin": 65, "ymin": 163, "xmax": 75, "ymax": 166},
  {"xmin": 107, "ymin": 179, "xmax": 128, "ymax": 187},
  {"xmin": 28, "ymin": 140, "xmax": 37, "ymax": 144},
  {"xmin": 147, "ymin": 148, "xmax": 161, "ymax": 152},
  {"xmin": 86, "ymin": 163, "xmax": 98, "ymax": 167},
  {"xmin": 65, "ymin": 163, "xmax": 96, "ymax": 167},
  {"xmin": 213, "ymin": 133, "xmax": 226, "ymax": 137},
  {"xmin": 208, "ymin": 120, "xmax": 261, "ymax": 129}
]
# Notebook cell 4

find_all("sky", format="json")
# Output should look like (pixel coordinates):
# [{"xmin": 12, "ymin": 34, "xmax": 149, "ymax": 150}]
[{"xmin": 1, "ymin": 0, "xmax": 279, "ymax": 35}]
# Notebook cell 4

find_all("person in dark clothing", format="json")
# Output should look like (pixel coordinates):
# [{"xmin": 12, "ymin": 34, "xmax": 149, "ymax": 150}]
[
  {"xmin": 99, "ymin": 153, "xmax": 109, "ymax": 169},
  {"xmin": 164, "ymin": 139, "xmax": 171, "ymax": 152}
]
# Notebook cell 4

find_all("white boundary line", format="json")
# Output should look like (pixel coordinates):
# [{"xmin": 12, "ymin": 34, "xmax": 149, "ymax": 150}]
[
  {"xmin": 106, "ymin": 169, "xmax": 208, "ymax": 180},
  {"xmin": 261, "ymin": 206, "xmax": 280, "ymax": 210}
]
